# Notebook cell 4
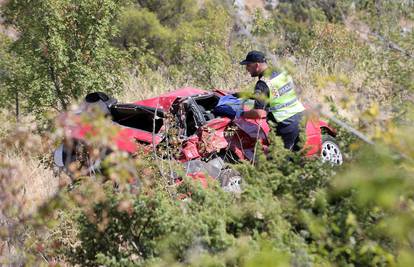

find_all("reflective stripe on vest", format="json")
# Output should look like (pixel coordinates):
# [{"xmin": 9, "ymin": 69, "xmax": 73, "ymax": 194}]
[
  {"xmin": 262, "ymin": 71, "xmax": 305, "ymax": 122},
  {"xmin": 278, "ymin": 81, "xmax": 294, "ymax": 96},
  {"xmin": 268, "ymin": 97, "xmax": 298, "ymax": 111}
]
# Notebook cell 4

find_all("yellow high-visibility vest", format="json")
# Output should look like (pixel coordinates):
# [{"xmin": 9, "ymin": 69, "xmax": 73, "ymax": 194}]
[{"xmin": 261, "ymin": 71, "xmax": 305, "ymax": 122}]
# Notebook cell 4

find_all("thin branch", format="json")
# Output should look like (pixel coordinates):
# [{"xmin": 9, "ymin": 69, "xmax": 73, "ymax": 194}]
[
  {"xmin": 372, "ymin": 32, "xmax": 414, "ymax": 59},
  {"xmin": 135, "ymin": 214, "xmax": 152, "ymax": 247},
  {"xmin": 15, "ymin": 89, "xmax": 19, "ymax": 122},
  {"xmin": 48, "ymin": 64, "xmax": 67, "ymax": 110},
  {"xmin": 152, "ymin": 102, "xmax": 166, "ymax": 181},
  {"xmin": 252, "ymin": 118, "xmax": 263, "ymax": 166},
  {"xmin": 42, "ymin": 24, "xmax": 67, "ymax": 110},
  {"xmin": 163, "ymin": 116, "xmax": 175, "ymax": 184}
]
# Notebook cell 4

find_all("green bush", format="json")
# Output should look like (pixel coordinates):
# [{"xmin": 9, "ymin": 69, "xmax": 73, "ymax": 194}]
[
  {"xmin": 46, "ymin": 117, "xmax": 412, "ymax": 267},
  {"xmin": 114, "ymin": 1, "xmax": 234, "ymax": 88},
  {"xmin": 1, "ymin": 0, "xmax": 126, "ymax": 114}
]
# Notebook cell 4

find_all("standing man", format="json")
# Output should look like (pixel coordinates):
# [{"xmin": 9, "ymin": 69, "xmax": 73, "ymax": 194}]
[{"xmin": 238, "ymin": 50, "xmax": 305, "ymax": 151}]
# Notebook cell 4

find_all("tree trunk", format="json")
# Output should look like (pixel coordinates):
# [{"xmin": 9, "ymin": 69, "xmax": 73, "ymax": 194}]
[
  {"xmin": 15, "ymin": 89, "xmax": 19, "ymax": 122},
  {"xmin": 48, "ymin": 65, "xmax": 67, "ymax": 110}
]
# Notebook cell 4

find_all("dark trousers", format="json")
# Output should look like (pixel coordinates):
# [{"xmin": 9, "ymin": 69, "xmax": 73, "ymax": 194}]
[{"xmin": 274, "ymin": 112, "xmax": 303, "ymax": 151}]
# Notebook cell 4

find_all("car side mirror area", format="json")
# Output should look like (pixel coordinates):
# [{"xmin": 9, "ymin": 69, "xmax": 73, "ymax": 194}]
[{"xmin": 82, "ymin": 92, "xmax": 118, "ymax": 116}]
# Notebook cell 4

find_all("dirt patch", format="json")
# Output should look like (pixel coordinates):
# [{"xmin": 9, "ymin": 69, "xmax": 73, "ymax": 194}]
[
  {"xmin": 344, "ymin": 14, "xmax": 372, "ymax": 42},
  {"xmin": 399, "ymin": 18, "xmax": 414, "ymax": 33},
  {"xmin": 244, "ymin": 0, "xmax": 265, "ymax": 12},
  {"xmin": 0, "ymin": 1, "xmax": 19, "ymax": 40}
]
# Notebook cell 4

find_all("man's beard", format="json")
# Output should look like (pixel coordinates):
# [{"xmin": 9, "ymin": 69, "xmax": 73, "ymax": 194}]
[{"xmin": 250, "ymin": 71, "xmax": 259, "ymax": 77}]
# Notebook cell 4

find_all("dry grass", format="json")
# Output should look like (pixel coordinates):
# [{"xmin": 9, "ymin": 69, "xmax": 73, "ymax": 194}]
[
  {"xmin": 0, "ymin": 112, "xmax": 60, "ymax": 265},
  {"xmin": 118, "ymin": 69, "xmax": 174, "ymax": 102},
  {"xmin": 0, "ymin": 152, "xmax": 58, "ymax": 265},
  {"xmin": 0, "ymin": 112, "xmax": 59, "ymax": 212},
  {"xmin": 117, "ymin": 62, "xmax": 250, "ymax": 103},
  {"xmin": 117, "ymin": 68, "xmax": 200, "ymax": 102},
  {"xmin": 2, "ymin": 152, "xmax": 58, "ymax": 214}
]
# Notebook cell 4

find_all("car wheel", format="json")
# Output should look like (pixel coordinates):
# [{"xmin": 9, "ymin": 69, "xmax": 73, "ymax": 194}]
[
  {"xmin": 321, "ymin": 135, "xmax": 343, "ymax": 165},
  {"xmin": 218, "ymin": 168, "xmax": 242, "ymax": 193}
]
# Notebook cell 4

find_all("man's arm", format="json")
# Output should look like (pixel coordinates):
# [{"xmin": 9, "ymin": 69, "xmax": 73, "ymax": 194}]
[
  {"xmin": 253, "ymin": 80, "xmax": 269, "ymax": 109},
  {"xmin": 241, "ymin": 80, "xmax": 269, "ymax": 119},
  {"xmin": 240, "ymin": 109, "xmax": 267, "ymax": 119}
]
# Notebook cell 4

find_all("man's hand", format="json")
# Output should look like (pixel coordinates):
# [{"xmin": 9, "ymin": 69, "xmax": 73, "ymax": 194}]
[{"xmin": 241, "ymin": 109, "xmax": 267, "ymax": 119}]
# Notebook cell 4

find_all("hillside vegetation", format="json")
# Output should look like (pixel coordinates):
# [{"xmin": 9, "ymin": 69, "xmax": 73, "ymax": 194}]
[{"xmin": 0, "ymin": 0, "xmax": 413, "ymax": 266}]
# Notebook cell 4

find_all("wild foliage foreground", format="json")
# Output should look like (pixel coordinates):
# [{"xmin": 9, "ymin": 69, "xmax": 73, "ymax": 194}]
[
  {"xmin": 0, "ymin": 0, "xmax": 413, "ymax": 266},
  {"xmin": 0, "ymin": 108, "xmax": 413, "ymax": 266}
]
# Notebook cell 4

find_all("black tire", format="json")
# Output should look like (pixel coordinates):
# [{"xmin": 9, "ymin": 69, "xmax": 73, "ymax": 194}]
[{"xmin": 321, "ymin": 135, "xmax": 343, "ymax": 165}]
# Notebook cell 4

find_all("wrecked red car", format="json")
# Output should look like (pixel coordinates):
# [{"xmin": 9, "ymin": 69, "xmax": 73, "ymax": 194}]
[{"xmin": 54, "ymin": 88, "xmax": 343, "ymax": 192}]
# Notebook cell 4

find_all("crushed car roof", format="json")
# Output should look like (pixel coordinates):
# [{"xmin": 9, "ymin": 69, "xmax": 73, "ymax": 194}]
[{"xmin": 134, "ymin": 87, "xmax": 209, "ymax": 111}]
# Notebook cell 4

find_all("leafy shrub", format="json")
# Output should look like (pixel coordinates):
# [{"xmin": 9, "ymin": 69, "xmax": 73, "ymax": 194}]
[
  {"xmin": 114, "ymin": 1, "xmax": 235, "ymax": 88},
  {"xmin": 1, "ymin": 0, "xmax": 126, "ymax": 113},
  {"xmin": 63, "ymin": 127, "xmax": 414, "ymax": 267}
]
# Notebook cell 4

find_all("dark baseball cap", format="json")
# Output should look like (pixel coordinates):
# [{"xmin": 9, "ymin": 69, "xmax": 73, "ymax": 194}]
[{"xmin": 240, "ymin": 50, "xmax": 267, "ymax": 65}]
